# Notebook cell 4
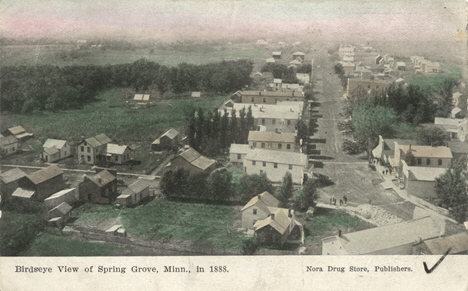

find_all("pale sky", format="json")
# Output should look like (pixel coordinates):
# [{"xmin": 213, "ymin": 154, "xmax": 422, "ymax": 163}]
[{"xmin": 0, "ymin": 0, "xmax": 466, "ymax": 42}]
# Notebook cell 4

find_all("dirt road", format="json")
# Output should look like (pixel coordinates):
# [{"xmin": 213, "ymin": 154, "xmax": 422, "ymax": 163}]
[{"xmin": 308, "ymin": 51, "xmax": 415, "ymax": 220}]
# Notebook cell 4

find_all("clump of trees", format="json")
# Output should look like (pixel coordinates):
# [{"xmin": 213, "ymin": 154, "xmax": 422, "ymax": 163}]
[
  {"xmin": 0, "ymin": 59, "xmax": 253, "ymax": 113},
  {"xmin": 261, "ymin": 63, "xmax": 298, "ymax": 83},
  {"xmin": 160, "ymin": 169, "xmax": 275, "ymax": 204},
  {"xmin": 435, "ymin": 158, "xmax": 468, "ymax": 223},
  {"xmin": 186, "ymin": 107, "xmax": 254, "ymax": 157}
]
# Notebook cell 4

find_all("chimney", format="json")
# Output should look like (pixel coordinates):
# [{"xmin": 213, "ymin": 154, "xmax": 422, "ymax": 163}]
[
  {"xmin": 409, "ymin": 144, "xmax": 412, "ymax": 152},
  {"xmin": 338, "ymin": 229, "xmax": 342, "ymax": 237},
  {"xmin": 99, "ymin": 178, "xmax": 102, "ymax": 184},
  {"xmin": 270, "ymin": 213, "xmax": 275, "ymax": 220},
  {"xmin": 288, "ymin": 209, "xmax": 293, "ymax": 217}
]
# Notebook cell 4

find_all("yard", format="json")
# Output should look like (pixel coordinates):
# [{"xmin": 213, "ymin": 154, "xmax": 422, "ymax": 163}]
[
  {"xmin": 300, "ymin": 208, "xmax": 375, "ymax": 255},
  {"xmin": 71, "ymin": 199, "xmax": 246, "ymax": 253}
]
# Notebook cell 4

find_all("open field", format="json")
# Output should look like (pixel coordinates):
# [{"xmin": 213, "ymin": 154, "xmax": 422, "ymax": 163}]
[
  {"xmin": 22, "ymin": 228, "xmax": 126, "ymax": 256},
  {"xmin": 72, "ymin": 199, "xmax": 245, "ymax": 252},
  {"xmin": 0, "ymin": 44, "xmax": 266, "ymax": 67}
]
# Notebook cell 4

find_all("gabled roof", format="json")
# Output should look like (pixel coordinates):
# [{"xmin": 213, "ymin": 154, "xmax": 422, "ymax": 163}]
[
  {"xmin": 123, "ymin": 179, "xmax": 150, "ymax": 195},
  {"xmin": 179, "ymin": 148, "xmax": 201, "ymax": 163},
  {"xmin": 324, "ymin": 216, "xmax": 443, "ymax": 255},
  {"xmin": 244, "ymin": 148, "xmax": 307, "ymax": 166},
  {"xmin": 272, "ymin": 52, "xmax": 281, "ymax": 55},
  {"xmin": 8, "ymin": 126, "xmax": 26, "ymax": 135},
  {"xmin": 45, "ymin": 188, "xmax": 76, "ymax": 201},
  {"xmin": 88, "ymin": 170, "xmax": 116, "ymax": 187},
  {"xmin": 95, "ymin": 134, "xmax": 112, "ymax": 145},
  {"xmin": 51, "ymin": 202, "xmax": 72, "ymax": 215},
  {"xmin": 43, "ymin": 139, "xmax": 68, "ymax": 150},
  {"xmin": 408, "ymin": 167, "xmax": 447, "ymax": 181},
  {"xmin": 44, "ymin": 146, "xmax": 59, "ymax": 155},
  {"xmin": 399, "ymin": 145, "xmax": 453, "ymax": 158},
  {"xmin": 273, "ymin": 78, "xmax": 282, "ymax": 84},
  {"xmin": 161, "ymin": 128, "xmax": 180, "ymax": 140},
  {"xmin": 229, "ymin": 144, "xmax": 250, "ymax": 154},
  {"xmin": 11, "ymin": 188, "xmax": 35, "ymax": 199},
  {"xmin": 0, "ymin": 135, "xmax": 18, "ymax": 146},
  {"xmin": 0, "ymin": 168, "xmax": 27, "ymax": 184},
  {"xmin": 106, "ymin": 144, "xmax": 129, "ymax": 155},
  {"xmin": 241, "ymin": 191, "xmax": 280, "ymax": 212},
  {"xmin": 447, "ymin": 141, "xmax": 468, "ymax": 154},
  {"xmin": 84, "ymin": 137, "xmax": 101, "ymax": 148},
  {"xmin": 452, "ymin": 107, "xmax": 462, "ymax": 115},
  {"xmin": 254, "ymin": 208, "xmax": 293, "ymax": 235},
  {"xmin": 248, "ymin": 131, "xmax": 296, "ymax": 143},
  {"xmin": 292, "ymin": 51, "xmax": 305, "ymax": 55},
  {"xmin": 192, "ymin": 92, "xmax": 201, "ymax": 98},
  {"xmin": 191, "ymin": 155, "xmax": 216, "ymax": 171},
  {"xmin": 27, "ymin": 165, "xmax": 63, "ymax": 185},
  {"xmin": 134, "ymin": 94, "xmax": 150, "ymax": 101},
  {"xmin": 266, "ymin": 58, "xmax": 276, "ymax": 63},
  {"xmin": 421, "ymin": 232, "xmax": 468, "ymax": 255}
]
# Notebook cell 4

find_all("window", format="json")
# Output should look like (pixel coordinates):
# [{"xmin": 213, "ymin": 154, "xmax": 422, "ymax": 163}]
[
  {"xmin": 274, "ymin": 163, "xmax": 278, "ymax": 168},
  {"xmin": 253, "ymin": 209, "xmax": 257, "ymax": 215},
  {"xmin": 289, "ymin": 164, "xmax": 293, "ymax": 170},
  {"xmin": 287, "ymin": 120, "xmax": 291, "ymax": 125},
  {"xmin": 262, "ymin": 119, "xmax": 265, "ymax": 125},
  {"xmin": 263, "ymin": 98, "xmax": 266, "ymax": 103},
  {"xmin": 87, "ymin": 156, "xmax": 91, "ymax": 162},
  {"xmin": 287, "ymin": 144, "xmax": 291, "ymax": 150},
  {"xmin": 426, "ymin": 159, "xmax": 431, "ymax": 165},
  {"xmin": 237, "ymin": 154, "xmax": 241, "ymax": 160},
  {"xmin": 115, "ymin": 155, "xmax": 118, "ymax": 161},
  {"xmin": 252, "ymin": 161, "xmax": 256, "ymax": 166},
  {"xmin": 417, "ymin": 158, "xmax": 422, "ymax": 165},
  {"xmin": 81, "ymin": 146, "xmax": 84, "ymax": 152},
  {"xmin": 253, "ymin": 142, "xmax": 257, "ymax": 147},
  {"xmin": 260, "ymin": 170, "xmax": 263, "ymax": 174},
  {"xmin": 87, "ymin": 147, "xmax": 91, "ymax": 153},
  {"xmin": 261, "ymin": 143, "xmax": 265, "ymax": 148},
  {"xmin": 251, "ymin": 97, "xmax": 254, "ymax": 102},
  {"xmin": 278, "ymin": 144, "xmax": 282, "ymax": 149},
  {"xmin": 263, "ymin": 162, "xmax": 266, "ymax": 167},
  {"xmin": 272, "ymin": 119, "xmax": 276, "ymax": 125},
  {"xmin": 438, "ymin": 159, "xmax": 442, "ymax": 166},
  {"xmin": 81, "ymin": 155, "xmax": 84, "ymax": 160}
]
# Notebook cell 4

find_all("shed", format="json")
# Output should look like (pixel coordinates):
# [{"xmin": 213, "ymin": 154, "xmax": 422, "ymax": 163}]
[{"xmin": 192, "ymin": 92, "xmax": 201, "ymax": 100}]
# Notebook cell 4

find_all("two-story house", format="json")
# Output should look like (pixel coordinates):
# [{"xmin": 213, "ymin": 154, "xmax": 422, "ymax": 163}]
[
  {"xmin": 77, "ymin": 134, "xmax": 112, "ymax": 164},
  {"xmin": 248, "ymin": 131, "xmax": 298, "ymax": 152},
  {"xmin": 78, "ymin": 169, "xmax": 118, "ymax": 204},
  {"xmin": 231, "ymin": 90, "xmax": 303, "ymax": 104},
  {"xmin": 243, "ymin": 148, "xmax": 308, "ymax": 184},
  {"xmin": 42, "ymin": 139, "xmax": 72, "ymax": 162}
]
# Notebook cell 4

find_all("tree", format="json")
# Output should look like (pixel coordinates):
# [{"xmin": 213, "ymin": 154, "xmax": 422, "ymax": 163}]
[
  {"xmin": 207, "ymin": 168, "xmax": 233, "ymax": 201},
  {"xmin": 415, "ymin": 126, "xmax": 448, "ymax": 147},
  {"xmin": 296, "ymin": 179, "xmax": 320, "ymax": 211},
  {"xmin": 351, "ymin": 102, "xmax": 398, "ymax": 158},
  {"xmin": 238, "ymin": 173, "xmax": 274, "ymax": 203},
  {"xmin": 435, "ymin": 158, "xmax": 468, "ymax": 223},
  {"xmin": 242, "ymin": 237, "xmax": 259, "ymax": 255},
  {"xmin": 278, "ymin": 172, "xmax": 294, "ymax": 206}
]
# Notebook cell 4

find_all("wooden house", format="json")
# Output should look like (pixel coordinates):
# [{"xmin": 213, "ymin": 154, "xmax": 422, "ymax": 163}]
[
  {"xmin": 165, "ymin": 147, "xmax": 216, "ymax": 175},
  {"xmin": 0, "ymin": 135, "xmax": 19, "ymax": 156},
  {"xmin": 0, "ymin": 168, "xmax": 27, "ymax": 203},
  {"xmin": 116, "ymin": 180, "xmax": 150, "ymax": 206},
  {"xmin": 152, "ymin": 128, "xmax": 181, "ymax": 151},
  {"xmin": 15, "ymin": 165, "xmax": 64, "ymax": 201},
  {"xmin": 78, "ymin": 170, "xmax": 118, "ymax": 204},
  {"xmin": 42, "ymin": 139, "xmax": 72, "ymax": 162}
]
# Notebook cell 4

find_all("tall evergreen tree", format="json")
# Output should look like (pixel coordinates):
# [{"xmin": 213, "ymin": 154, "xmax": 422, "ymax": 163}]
[
  {"xmin": 220, "ymin": 108, "xmax": 230, "ymax": 149},
  {"xmin": 230, "ymin": 109, "xmax": 238, "ymax": 144}
]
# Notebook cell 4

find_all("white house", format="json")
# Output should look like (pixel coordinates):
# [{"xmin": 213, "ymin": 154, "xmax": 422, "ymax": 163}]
[
  {"xmin": 243, "ymin": 148, "xmax": 308, "ymax": 184},
  {"xmin": 229, "ymin": 144, "xmax": 250, "ymax": 166},
  {"xmin": 42, "ymin": 139, "xmax": 72, "ymax": 162}
]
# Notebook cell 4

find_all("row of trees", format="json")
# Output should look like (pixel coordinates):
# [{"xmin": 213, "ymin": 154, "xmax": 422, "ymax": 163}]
[
  {"xmin": 0, "ymin": 59, "xmax": 253, "ymax": 113},
  {"xmin": 160, "ymin": 169, "xmax": 320, "ymax": 210},
  {"xmin": 186, "ymin": 107, "xmax": 254, "ymax": 157},
  {"xmin": 261, "ymin": 63, "xmax": 299, "ymax": 84}
]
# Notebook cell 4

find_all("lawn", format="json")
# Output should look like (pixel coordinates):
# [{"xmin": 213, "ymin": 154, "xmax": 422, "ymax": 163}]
[
  {"xmin": 303, "ymin": 208, "xmax": 374, "ymax": 246},
  {"xmin": 72, "ymin": 199, "xmax": 245, "ymax": 251},
  {"xmin": 1, "ymin": 44, "xmax": 265, "ymax": 67},
  {"xmin": 2, "ymin": 89, "xmax": 227, "ymax": 143},
  {"xmin": 22, "ymin": 229, "xmax": 126, "ymax": 256}
]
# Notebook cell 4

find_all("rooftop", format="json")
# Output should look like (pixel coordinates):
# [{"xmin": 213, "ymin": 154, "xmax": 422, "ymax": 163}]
[
  {"xmin": 421, "ymin": 232, "xmax": 468, "ymax": 255},
  {"xmin": 323, "ymin": 216, "xmax": 443, "ymax": 255},
  {"xmin": 27, "ymin": 165, "xmax": 63, "ymax": 185},
  {"xmin": 0, "ymin": 168, "xmax": 27, "ymax": 184},
  {"xmin": 248, "ymin": 131, "xmax": 296, "ymax": 143},
  {"xmin": 178, "ymin": 148, "xmax": 215, "ymax": 171},
  {"xmin": 229, "ymin": 144, "xmax": 250, "ymax": 154},
  {"xmin": 51, "ymin": 202, "xmax": 73, "ymax": 215},
  {"xmin": 241, "ymin": 191, "xmax": 280, "ymax": 212},
  {"xmin": 106, "ymin": 144, "xmax": 129, "ymax": 155},
  {"xmin": 11, "ymin": 188, "xmax": 35, "ymax": 199},
  {"xmin": 222, "ymin": 102, "xmax": 302, "ymax": 120},
  {"xmin": 123, "ymin": 179, "xmax": 150, "ymax": 195},
  {"xmin": 244, "ymin": 148, "xmax": 307, "ymax": 166},
  {"xmin": 0, "ymin": 135, "xmax": 18, "ymax": 146},
  {"xmin": 7, "ymin": 126, "xmax": 26, "ymax": 135},
  {"xmin": 408, "ymin": 167, "xmax": 447, "ymax": 181},
  {"xmin": 44, "ymin": 188, "xmax": 76, "ymax": 201},
  {"xmin": 88, "ymin": 170, "xmax": 116, "ymax": 187},
  {"xmin": 399, "ymin": 145, "xmax": 453, "ymax": 158},
  {"xmin": 43, "ymin": 139, "xmax": 68, "ymax": 149}
]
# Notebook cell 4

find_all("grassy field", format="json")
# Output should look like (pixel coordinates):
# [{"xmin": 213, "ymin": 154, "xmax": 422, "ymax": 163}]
[
  {"xmin": 72, "ymin": 199, "xmax": 245, "ymax": 251},
  {"xmin": 303, "ymin": 208, "xmax": 374, "ymax": 247},
  {"xmin": 406, "ymin": 62, "xmax": 463, "ymax": 94},
  {"xmin": 0, "ymin": 44, "xmax": 265, "ymax": 67},
  {"xmin": 22, "ymin": 229, "xmax": 126, "ymax": 256},
  {"xmin": 1, "ymin": 89, "xmax": 228, "ymax": 144}
]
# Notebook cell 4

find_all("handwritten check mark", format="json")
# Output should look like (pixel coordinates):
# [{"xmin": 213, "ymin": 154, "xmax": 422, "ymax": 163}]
[{"xmin": 423, "ymin": 247, "xmax": 451, "ymax": 274}]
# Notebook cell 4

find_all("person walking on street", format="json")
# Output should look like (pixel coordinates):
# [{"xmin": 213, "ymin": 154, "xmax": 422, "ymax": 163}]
[{"xmin": 343, "ymin": 195, "xmax": 347, "ymax": 204}]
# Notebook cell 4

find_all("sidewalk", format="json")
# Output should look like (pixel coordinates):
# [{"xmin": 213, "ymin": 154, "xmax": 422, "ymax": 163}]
[{"xmin": 373, "ymin": 162, "xmax": 458, "ymax": 224}]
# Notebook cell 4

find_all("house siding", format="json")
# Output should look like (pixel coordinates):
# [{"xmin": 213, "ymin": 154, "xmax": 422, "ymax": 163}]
[
  {"xmin": 18, "ymin": 174, "xmax": 65, "ymax": 201},
  {"xmin": 249, "ymin": 140, "xmax": 296, "ymax": 152},
  {"xmin": 240, "ymin": 94, "xmax": 303, "ymax": 104},
  {"xmin": 243, "ymin": 159, "xmax": 304, "ymax": 184},
  {"xmin": 0, "ymin": 141, "xmax": 18, "ymax": 156},
  {"xmin": 241, "ymin": 206, "xmax": 270, "ymax": 229},
  {"xmin": 229, "ymin": 153, "xmax": 246, "ymax": 166},
  {"xmin": 79, "ymin": 179, "xmax": 118, "ymax": 204}
]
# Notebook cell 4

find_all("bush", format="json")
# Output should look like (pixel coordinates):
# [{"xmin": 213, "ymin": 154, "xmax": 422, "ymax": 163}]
[
  {"xmin": 342, "ymin": 139, "xmax": 365, "ymax": 155},
  {"xmin": 242, "ymin": 237, "xmax": 259, "ymax": 255}
]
